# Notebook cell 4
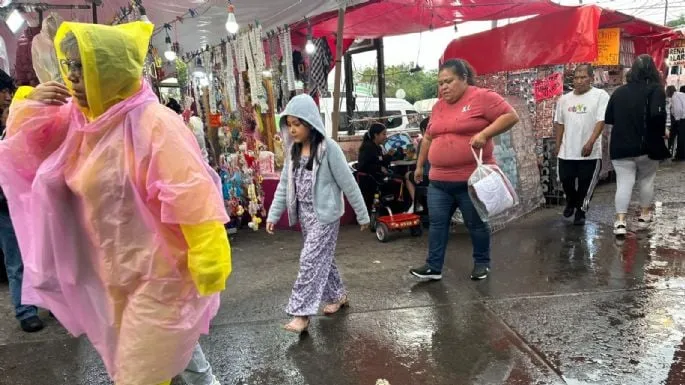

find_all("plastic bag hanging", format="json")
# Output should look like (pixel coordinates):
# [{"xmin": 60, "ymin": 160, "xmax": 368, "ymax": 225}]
[
  {"xmin": 31, "ymin": 13, "xmax": 64, "ymax": 84},
  {"xmin": 467, "ymin": 148, "xmax": 518, "ymax": 221}
]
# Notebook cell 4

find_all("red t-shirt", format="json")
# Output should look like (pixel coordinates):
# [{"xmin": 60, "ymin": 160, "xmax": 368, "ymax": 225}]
[{"xmin": 427, "ymin": 86, "xmax": 513, "ymax": 182}]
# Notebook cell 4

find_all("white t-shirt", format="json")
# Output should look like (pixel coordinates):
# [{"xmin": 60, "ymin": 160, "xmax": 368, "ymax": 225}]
[{"xmin": 554, "ymin": 87, "xmax": 610, "ymax": 160}]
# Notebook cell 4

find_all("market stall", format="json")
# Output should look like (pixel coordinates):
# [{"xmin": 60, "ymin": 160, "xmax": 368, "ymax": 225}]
[
  {"xmin": 441, "ymin": 5, "xmax": 676, "ymax": 214},
  {"xmin": 143, "ymin": 0, "xmax": 577, "ymax": 232}
]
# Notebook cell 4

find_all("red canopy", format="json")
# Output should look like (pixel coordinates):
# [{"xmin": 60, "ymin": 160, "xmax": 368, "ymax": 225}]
[
  {"xmin": 302, "ymin": 0, "xmax": 566, "ymax": 39},
  {"xmin": 440, "ymin": 5, "xmax": 676, "ymax": 75}
]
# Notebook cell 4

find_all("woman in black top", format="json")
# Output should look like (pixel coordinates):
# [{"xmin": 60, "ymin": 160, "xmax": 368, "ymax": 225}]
[
  {"xmin": 356, "ymin": 123, "xmax": 396, "ymax": 210},
  {"xmin": 604, "ymin": 54, "xmax": 670, "ymax": 236},
  {"xmin": 357, "ymin": 123, "xmax": 394, "ymax": 178}
]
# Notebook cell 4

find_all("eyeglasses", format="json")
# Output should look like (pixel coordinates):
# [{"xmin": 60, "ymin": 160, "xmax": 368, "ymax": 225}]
[{"xmin": 60, "ymin": 59, "xmax": 83, "ymax": 76}]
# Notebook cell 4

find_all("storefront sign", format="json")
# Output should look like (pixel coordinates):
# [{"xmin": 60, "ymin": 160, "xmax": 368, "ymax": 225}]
[
  {"xmin": 668, "ymin": 40, "xmax": 685, "ymax": 66},
  {"xmin": 532, "ymin": 73, "xmax": 563, "ymax": 102},
  {"xmin": 593, "ymin": 28, "xmax": 621, "ymax": 66}
]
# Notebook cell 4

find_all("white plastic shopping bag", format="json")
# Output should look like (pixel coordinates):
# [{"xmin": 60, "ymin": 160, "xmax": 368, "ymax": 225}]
[{"xmin": 467, "ymin": 148, "xmax": 518, "ymax": 221}]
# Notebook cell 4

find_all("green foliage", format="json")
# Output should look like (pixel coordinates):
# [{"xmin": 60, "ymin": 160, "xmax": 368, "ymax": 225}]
[
  {"xmin": 355, "ymin": 64, "xmax": 438, "ymax": 104},
  {"xmin": 667, "ymin": 14, "xmax": 685, "ymax": 28}
]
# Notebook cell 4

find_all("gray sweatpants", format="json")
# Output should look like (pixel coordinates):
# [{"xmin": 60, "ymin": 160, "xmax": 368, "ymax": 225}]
[{"xmin": 612, "ymin": 155, "xmax": 659, "ymax": 214}]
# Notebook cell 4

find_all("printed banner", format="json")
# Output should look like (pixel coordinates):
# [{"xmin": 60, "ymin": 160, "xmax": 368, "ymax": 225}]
[
  {"xmin": 593, "ymin": 28, "xmax": 621, "ymax": 66},
  {"xmin": 532, "ymin": 73, "xmax": 563, "ymax": 102},
  {"xmin": 668, "ymin": 40, "xmax": 685, "ymax": 66}
]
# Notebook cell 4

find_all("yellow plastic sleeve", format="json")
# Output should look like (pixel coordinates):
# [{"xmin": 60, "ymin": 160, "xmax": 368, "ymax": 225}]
[
  {"xmin": 12, "ymin": 86, "xmax": 34, "ymax": 103},
  {"xmin": 181, "ymin": 221, "xmax": 232, "ymax": 296}
]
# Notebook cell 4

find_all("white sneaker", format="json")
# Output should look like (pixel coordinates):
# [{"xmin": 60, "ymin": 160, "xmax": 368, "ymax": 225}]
[
  {"xmin": 614, "ymin": 220, "xmax": 627, "ymax": 235},
  {"xmin": 637, "ymin": 214, "xmax": 653, "ymax": 230},
  {"xmin": 210, "ymin": 375, "xmax": 221, "ymax": 385}
]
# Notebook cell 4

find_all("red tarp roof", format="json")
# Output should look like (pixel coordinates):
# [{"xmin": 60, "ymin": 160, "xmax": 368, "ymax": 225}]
[
  {"xmin": 440, "ymin": 5, "xmax": 677, "ymax": 75},
  {"xmin": 304, "ymin": 0, "xmax": 566, "ymax": 39}
]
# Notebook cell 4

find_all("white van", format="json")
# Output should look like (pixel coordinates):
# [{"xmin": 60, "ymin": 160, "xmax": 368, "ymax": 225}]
[
  {"xmin": 667, "ymin": 65, "xmax": 685, "ymax": 89},
  {"xmin": 318, "ymin": 97, "xmax": 420, "ymax": 138}
]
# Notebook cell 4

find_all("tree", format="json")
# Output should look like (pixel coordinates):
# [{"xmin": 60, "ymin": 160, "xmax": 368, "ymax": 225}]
[
  {"xmin": 667, "ymin": 14, "xmax": 685, "ymax": 28},
  {"xmin": 355, "ymin": 64, "xmax": 438, "ymax": 104}
]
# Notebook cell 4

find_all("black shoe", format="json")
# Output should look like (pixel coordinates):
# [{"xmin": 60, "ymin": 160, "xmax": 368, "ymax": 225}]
[
  {"xmin": 563, "ymin": 205, "xmax": 575, "ymax": 218},
  {"xmin": 20, "ymin": 316, "xmax": 44, "ymax": 333},
  {"xmin": 470, "ymin": 265, "xmax": 490, "ymax": 280},
  {"xmin": 410, "ymin": 265, "xmax": 442, "ymax": 280},
  {"xmin": 573, "ymin": 210, "xmax": 586, "ymax": 226}
]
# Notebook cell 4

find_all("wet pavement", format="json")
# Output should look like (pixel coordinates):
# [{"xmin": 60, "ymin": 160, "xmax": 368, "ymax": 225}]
[{"xmin": 0, "ymin": 162, "xmax": 684, "ymax": 385}]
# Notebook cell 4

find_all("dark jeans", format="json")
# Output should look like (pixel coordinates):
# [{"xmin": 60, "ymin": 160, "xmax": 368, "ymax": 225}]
[
  {"xmin": 426, "ymin": 181, "xmax": 491, "ymax": 271},
  {"xmin": 0, "ymin": 212, "xmax": 37, "ymax": 321}
]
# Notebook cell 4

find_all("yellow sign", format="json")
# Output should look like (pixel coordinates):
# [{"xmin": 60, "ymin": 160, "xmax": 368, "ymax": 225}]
[{"xmin": 593, "ymin": 28, "xmax": 621, "ymax": 66}]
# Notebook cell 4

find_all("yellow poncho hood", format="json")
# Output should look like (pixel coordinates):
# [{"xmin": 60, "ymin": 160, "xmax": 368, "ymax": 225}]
[{"xmin": 54, "ymin": 21, "xmax": 153, "ymax": 120}]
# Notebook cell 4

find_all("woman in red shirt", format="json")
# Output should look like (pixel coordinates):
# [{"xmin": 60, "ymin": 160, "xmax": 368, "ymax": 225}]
[{"xmin": 410, "ymin": 59, "xmax": 519, "ymax": 281}]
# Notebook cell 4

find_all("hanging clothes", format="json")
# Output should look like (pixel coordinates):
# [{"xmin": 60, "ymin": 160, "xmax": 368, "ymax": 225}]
[
  {"xmin": 14, "ymin": 26, "xmax": 41, "ymax": 87},
  {"xmin": 308, "ymin": 38, "xmax": 333, "ymax": 98}
]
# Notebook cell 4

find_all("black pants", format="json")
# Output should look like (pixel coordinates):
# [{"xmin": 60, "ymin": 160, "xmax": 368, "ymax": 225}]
[
  {"xmin": 672, "ymin": 120, "xmax": 685, "ymax": 160},
  {"xmin": 558, "ymin": 158, "xmax": 602, "ymax": 213}
]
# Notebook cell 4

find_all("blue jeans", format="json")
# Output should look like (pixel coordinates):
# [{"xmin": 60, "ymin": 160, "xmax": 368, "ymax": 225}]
[
  {"xmin": 426, "ymin": 181, "xmax": 491, "ymax": 271},
  {"xmin": 182, "ymin": 344, "xmax": 215, "ymax": 385},
  {"xmin": 0, "ymin": 212, "xmax": 38, "ymax": 321}
]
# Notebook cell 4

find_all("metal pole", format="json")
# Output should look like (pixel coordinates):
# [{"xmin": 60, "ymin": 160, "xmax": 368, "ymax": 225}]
[
  {"xmin": 344, "ymin": 53, "xmax": 355, "ymax": 134},
  {"xmin": 331, "ymin": 5, "xmax": 346, "ymax": 140},
  {"xmin": 92, "ymin": 2, "xmax": 98, "ymax": 24},
  {"xmin": 376, "ymin": 38, "xmax": 386, "ymax": 119},
  {"xmin": 665, "ymin": 0, "xmax": 669, "ymax": 25}
]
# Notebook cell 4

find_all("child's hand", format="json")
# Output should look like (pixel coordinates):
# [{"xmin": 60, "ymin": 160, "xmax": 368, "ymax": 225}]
[{"xmin": 266, "ymin": 222, "xmax": 275, "ymax": 234}]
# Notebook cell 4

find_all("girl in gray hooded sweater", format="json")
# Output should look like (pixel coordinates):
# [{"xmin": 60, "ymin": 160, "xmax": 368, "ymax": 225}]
[{"xmin": 266, "ymin": 95, "xmax": 370, "ymax": 333}]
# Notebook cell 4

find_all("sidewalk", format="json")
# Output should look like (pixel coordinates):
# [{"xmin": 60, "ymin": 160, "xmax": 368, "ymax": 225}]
[{"xmin": 0, "ymin": 162, "xmax": 683, "ymax": 385}]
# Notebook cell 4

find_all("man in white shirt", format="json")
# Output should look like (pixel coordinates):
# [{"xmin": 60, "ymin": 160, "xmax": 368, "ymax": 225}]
[
  {"xmin": 666, "ymin": 86, "xmax": 685, "ymax": 159},
  {"xmin": 554, "ymin": 64, "xmax": 610, "ymax": 226}
]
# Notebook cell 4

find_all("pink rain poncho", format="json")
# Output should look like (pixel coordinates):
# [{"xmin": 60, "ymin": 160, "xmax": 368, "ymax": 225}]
[{"xmin": 0, "ymin": 21, "xmax": 229, "ymax": 385}]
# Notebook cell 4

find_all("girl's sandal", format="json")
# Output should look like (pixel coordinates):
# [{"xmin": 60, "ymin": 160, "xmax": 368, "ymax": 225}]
[{"xmin": 323, "ymin": 295, "xmax": 349, "ymax": 315}]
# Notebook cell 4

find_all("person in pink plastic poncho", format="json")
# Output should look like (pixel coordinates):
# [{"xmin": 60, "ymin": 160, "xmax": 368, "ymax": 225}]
[{"xmin": 0, "ymin": 21, "xmax": 231, "ymax": 385}]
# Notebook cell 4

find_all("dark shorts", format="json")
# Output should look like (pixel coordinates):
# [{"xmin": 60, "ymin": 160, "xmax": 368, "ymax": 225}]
[{"xmin": 407, "ymin": 170, "xmax": 429, "ymax": 187}]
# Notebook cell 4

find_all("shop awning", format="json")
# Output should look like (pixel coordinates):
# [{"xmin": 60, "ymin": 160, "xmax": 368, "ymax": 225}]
[
  {"xmin": 440, "ymin": 5, "xmax": 677, "ymax": 75},
  {"xmin": 303, "ymin": 0, "xmax": 566, "ymax": 39}
]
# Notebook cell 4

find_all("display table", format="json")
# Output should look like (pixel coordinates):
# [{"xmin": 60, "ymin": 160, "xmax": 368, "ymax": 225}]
[{"xmin": 262, "ymin": 176, "xmax": 358, "ymax": 231}]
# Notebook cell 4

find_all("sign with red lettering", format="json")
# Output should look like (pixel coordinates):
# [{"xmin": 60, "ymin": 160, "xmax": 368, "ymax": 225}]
[{"xmin": 533, "ymin": 73, "xmax": 563, "ymax": 102}]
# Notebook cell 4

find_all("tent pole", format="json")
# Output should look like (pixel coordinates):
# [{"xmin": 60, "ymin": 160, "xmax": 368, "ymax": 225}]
[
  {"xmin": 331, "ymin": 3, "xmax": 347, "ymax": 140},
  {"xmin": 375, "ymin": 38, "xmax": 386, "ymax": 119}
]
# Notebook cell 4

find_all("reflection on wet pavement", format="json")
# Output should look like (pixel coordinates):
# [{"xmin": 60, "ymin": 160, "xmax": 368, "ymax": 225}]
[{"xmin": 0, "ymin": 163, "xmax": 683, "ymax": 385}]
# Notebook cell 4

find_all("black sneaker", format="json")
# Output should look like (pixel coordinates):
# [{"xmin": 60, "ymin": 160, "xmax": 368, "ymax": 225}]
[
  {"xmin": 470, "ymin": 265, "xmax": 490, "ymax": 280},
  {"xmin": 20, "ymin": 316, "xmax": 44, "ymax": 333},
  {"xmin": 410, "ymin": 265, "xmax": 442, "ymax": 280},
  {"xmin": 563, "ymin": 205, "xmax": 575, "ymax": 218},
  {"xmin": 574, "ymin": 210, "xmax": 586, "ymax": 226}
]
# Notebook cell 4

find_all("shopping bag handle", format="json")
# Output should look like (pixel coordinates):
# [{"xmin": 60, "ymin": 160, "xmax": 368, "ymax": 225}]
[{"xmin": 470, "ymin": 147, "xmax": 483, "ymax": 165}]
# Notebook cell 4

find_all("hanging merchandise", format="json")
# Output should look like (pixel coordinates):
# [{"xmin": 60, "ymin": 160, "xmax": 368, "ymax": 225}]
[
  {"xmin": 308, "ymin": 38, "xmax": 333, "ymax": 97},
  {"xmin": 248, "ymin": 25, "xmax": 268, "ymax": 111},
  {"xmin": 14, "ymin": 25, "xmax": 41, "ymax": 87},
  {"xmin": 224, "ymin": 40, "xmax": 238, "ymax": 112},
  {"xmin": 279, "ymin": 26, "xmax": 296, "ymax": 94},
  {"xmin": 204, "ymin": 50, "xmax": 218, "ymax": 114},
  {"xmin": 234, "ymin": 37, "xmax": 247, "ymax": 107},
  {"xmin": 31, "ymin": 13, "xmax": 64, "ymax": 84},
  {"xmin": 267, "ymin": 32, "xmax": 283, "ymax": 110}
]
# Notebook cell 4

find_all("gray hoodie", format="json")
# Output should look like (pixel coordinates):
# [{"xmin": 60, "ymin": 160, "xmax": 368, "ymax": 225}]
[{"xmin": 267, "ymin": 95, "xmax": 370, "ymax": 227}]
